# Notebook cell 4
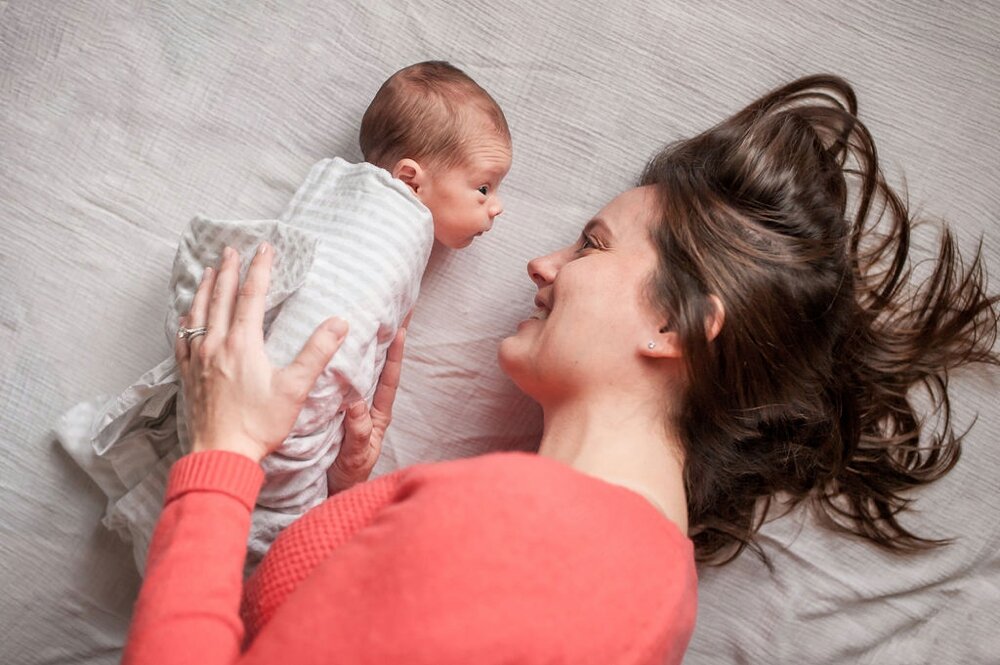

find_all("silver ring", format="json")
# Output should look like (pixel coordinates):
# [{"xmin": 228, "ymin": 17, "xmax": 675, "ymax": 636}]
[{"xmin": 177, "ymin": 326, "xmax": 208, "ymax": 341}]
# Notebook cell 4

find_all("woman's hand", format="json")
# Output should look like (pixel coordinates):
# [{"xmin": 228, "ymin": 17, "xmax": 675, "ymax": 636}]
[
  {"xmin": 176, "ymin": 244, "xmax": 349, "ymax": 463},
  {"xmin": 327, "ymin": 324, "xmax": 407, "ymax": 494}
]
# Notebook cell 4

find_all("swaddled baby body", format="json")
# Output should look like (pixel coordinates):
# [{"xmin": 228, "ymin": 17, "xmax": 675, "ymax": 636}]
[{"xmin": 57, "ymin": 61, "xmax": 512, "ymax": 570}]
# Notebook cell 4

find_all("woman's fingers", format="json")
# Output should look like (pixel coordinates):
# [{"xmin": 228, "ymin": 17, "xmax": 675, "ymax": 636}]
[
  {"xmin": 232, "ymin": 243, "xmax": 273, "ymax": 338},
  {"xmin": 344, "ymin": 402, "xmax": 374, "ymax": 451},
  {"xmin": 205, "ymin": 247, "xmax": 240, "ymax": 344},
  {"xmin": 371, "ymin": 328, "xmax": 405, "ymax": 425},
  {"xmin": 276, "ymin": 318, "xmax": 348, "ymax": 403},
  {"xmin": 174, "ymin": 314, "xmax": 190, "ymax": 369},
  {"xmin": 327, "ymin": 328, "xmax": 405, "ymax": 494},
  {"xmin": 187, "ymin": 266, "xmax": 216, "ymax": 330},
  {"xmin": 181, "ymin": 265, "xmax": 217, "ymax": 363},
  {"xmin": 328, "ymin": 401, "xmax": 377, "ymax": 493}
]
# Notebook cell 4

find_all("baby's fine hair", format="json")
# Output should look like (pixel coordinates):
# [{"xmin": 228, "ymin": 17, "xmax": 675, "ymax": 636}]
[{"xmin": 360, "ymin": 61, "xmax": 510, "ymax": 170}]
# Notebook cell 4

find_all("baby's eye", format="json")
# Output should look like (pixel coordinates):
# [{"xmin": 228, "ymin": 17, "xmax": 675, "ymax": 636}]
[{"xmin": 477, "ymin": 185, "xmax": 489, "ymax": 196}]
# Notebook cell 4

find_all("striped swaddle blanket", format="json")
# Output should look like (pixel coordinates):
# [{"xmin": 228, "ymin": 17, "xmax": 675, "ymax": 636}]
[{"xmin": 56, "ymin": 158, "xmax": 434, "ymax": 571}]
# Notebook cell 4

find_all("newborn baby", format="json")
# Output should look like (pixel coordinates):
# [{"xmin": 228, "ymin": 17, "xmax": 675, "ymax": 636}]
[{"xmin": 57, "ymin": 61, "xmax": 512, "ymax": 570}]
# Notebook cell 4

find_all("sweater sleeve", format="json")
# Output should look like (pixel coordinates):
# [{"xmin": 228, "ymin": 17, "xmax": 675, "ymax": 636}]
[{"xmin": 122, "ymin": 450, "xmax": 264, "ymax": 665}]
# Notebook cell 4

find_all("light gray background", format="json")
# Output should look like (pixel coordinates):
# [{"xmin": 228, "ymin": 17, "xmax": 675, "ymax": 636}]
[{"xmin": 2, "ymin": 1, "xmax": 997, "ymax": 663}]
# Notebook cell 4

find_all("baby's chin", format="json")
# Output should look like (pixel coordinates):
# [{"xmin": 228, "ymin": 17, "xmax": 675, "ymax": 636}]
[
  {"xmin": 454, "ymin": 234, "xmax": 479, "ymax": 249},
  {"xmin": 435, "ymin": 230, "xmax": 484, "ymax": 250}
]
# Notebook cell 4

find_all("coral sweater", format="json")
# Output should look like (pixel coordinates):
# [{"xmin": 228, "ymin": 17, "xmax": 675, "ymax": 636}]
[{"xmin": 123, "ymin": 450, "xmax": 697, "ymax": 665}]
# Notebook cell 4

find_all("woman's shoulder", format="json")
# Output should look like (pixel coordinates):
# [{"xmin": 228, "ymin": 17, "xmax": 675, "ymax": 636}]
[
  {"xmin": 250, "ymin": 452, "xmax": 697, "ymax": 664},
  {"xmin": 397, "ymin": 451, "xmax": 694, "ymax": 572},
  {"xmin": 408, "ymin": 451, "xmax": 680, "ymax": 515},
  {"xmin": 384, "ymin": 452, "xmax": 697, "ymax": 661}
]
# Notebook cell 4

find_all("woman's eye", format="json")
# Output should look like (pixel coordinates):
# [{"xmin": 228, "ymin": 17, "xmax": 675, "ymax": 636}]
[
  {"xmin": 576, "ymin": 234, "xmax": 597, "ymax": 253},
  {"xmin": 478, "ymin": 185, "xmax": 489, "ymax": 196}
]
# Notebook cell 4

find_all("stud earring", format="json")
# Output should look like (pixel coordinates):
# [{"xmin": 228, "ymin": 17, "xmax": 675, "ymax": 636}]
[{"xmin": 647, "ymin": 341, "xmax": 656, "ymax": 349}]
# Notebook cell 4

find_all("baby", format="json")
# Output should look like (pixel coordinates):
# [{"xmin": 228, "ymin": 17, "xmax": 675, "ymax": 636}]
[
  {"xmin": 360, "ymin": 60, "xmax": 511, "ymax": 249},
  {"xmin": 57, "ymin": 61, "xmax": 511, "ymax": 571}
]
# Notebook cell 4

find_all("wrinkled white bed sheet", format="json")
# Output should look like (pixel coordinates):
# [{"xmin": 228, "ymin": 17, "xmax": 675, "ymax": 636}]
[{"xmin": 2, "ymin": 1, "xmax": 998, "ymax": 664}]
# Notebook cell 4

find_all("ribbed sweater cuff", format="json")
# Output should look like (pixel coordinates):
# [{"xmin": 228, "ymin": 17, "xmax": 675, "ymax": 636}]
[{"xmin": 166, "ymin": 450, "xmax": 265, "ymax": 512}]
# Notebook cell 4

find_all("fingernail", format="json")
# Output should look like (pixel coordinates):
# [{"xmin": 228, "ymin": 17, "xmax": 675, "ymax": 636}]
[
  {"xmin": 257, "ymin": 242, "xmax": 269, "ymax": 256},
  {"xmin": 202, "ymin": 266, "xmax": 213, "ymax": 281},
  {"xmin": 224, "ymin": 246, "xmax": 235, "ymax": 260},
  {"xmin": 327, "ymin": 319, "xmax": 348, "ymax": 337},
  {"xmin": 349, "ymin": 401, "xmax": 366, "ymax": 417}
]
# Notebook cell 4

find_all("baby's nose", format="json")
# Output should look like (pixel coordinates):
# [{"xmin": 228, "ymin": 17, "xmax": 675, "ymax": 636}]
[{"xmin": 489, "ymin": 198, "xmax": 504, "ymax": 219}]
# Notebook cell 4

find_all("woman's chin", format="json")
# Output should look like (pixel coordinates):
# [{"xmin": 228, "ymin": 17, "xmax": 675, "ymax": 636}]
[
  {"xmin": 497, "ymin": 335, "xmax": 530, "ymax": 386},
  {"xmin": 498, "ymin": 335, "xmax": 561, "ymax": 406},
  {"xmin": 497, "ymin": 336, "xmax": 518, "ymax": 374}
]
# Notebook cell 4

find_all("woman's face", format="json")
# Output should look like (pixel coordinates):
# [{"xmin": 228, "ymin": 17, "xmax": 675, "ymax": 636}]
[{"xmin": 498, "ymin": 186, "xmax": 668, "ymax": 402}]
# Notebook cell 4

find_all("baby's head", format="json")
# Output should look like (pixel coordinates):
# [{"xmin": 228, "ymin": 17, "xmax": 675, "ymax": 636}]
[{"xmin": 360, "ymin": 61, "xmax": 512, "ymax": 249}]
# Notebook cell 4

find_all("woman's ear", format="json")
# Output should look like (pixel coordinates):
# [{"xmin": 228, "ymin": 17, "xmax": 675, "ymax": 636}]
[
  {"xmin": 640, "ymin": 295, "xmax": 724, "ymax": 359},
  {"xmin": 392, "ymin": 159, "xmax": 425, "ymax": 194},
  {"xmin": 705, "ymin": 295, "xmax": 725, "ymax": 342},
  {"xmin": 640, "ymin": 331, "xmax": 683, "ymax": 359}
]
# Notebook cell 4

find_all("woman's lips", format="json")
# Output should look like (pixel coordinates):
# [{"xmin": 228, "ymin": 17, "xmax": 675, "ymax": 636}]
[
  {"xmin": 530, "ymin": 307, "xmax": 549, "ymax": 320},
  {"xmin": 515, "ymin": 307, "xmax": 548, "ymax": 330}
]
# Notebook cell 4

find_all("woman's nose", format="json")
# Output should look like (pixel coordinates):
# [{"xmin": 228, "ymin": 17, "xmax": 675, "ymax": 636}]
[{"xmin": 527, "ymin": 247, "xmax": 567, "ymax": 288}]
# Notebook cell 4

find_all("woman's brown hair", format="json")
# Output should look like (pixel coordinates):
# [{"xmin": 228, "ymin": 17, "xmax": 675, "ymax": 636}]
[{"xmin": 641, "ymin": 75, "xmax": 999, "ymax": 564}]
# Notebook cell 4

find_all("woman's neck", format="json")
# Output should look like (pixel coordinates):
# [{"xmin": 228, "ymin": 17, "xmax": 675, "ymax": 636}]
[{"xmin": 536, "ymin": 394, "xmax": 689, "ymax": 534}]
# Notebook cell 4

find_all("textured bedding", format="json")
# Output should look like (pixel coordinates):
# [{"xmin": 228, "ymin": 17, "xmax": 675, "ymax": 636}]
[{"xmin": 2, "ymin": 1, "xmax": 998, "ymax": 663}]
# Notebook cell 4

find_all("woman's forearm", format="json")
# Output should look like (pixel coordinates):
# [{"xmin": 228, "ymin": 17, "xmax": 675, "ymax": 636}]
[{"xmin": 122, "ymin": 451, "xmax": 263, "ymax": 665}]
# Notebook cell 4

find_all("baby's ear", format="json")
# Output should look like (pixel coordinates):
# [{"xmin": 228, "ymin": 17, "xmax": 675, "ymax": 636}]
[{"xmin": 391, "ymin": 159, "xmax": 424, "ymax": 193}]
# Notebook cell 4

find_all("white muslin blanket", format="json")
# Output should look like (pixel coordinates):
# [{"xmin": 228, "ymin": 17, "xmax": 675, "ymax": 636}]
[{"xmin": 56, "ymin": 158, "xmax": 434, "ymax": 571}]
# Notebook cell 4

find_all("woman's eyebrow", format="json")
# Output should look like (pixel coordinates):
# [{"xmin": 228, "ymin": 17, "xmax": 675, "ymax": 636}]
[{"xmin": 584, "ymin": 218, "xmax": 613, "ymax": 239}]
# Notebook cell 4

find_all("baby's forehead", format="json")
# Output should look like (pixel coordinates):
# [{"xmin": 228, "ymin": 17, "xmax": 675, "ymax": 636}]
[
  {"xmin": 436, "ymin": 110, "xmax": 511, "ymax": 172},
  {"xmin": 460, "ymin": 138, "xmax": 512, "ymax": 171},
  {"xmin": 467, "ymin": 132, "xmax": 512, "ymax": 156}
]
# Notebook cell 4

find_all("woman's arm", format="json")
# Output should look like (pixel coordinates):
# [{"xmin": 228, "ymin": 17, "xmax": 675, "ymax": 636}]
[
  {"xmin": 122, "ymin": 244, "xmax": 349, "ymax": 663},
  {"xmin": 122, "ymin": 243, "xmax": 405, "ymax": 662},
  {"xmin": 122, "ymin": 451, "xmax": 262, "ymax": 665}
]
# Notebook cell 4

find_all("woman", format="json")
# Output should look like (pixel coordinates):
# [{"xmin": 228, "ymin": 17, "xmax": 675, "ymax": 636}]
[{"xmin": 122, "ymin": 76, "xmax": 998, "ymax": 664}]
